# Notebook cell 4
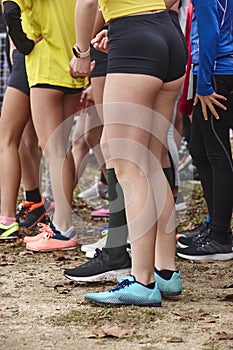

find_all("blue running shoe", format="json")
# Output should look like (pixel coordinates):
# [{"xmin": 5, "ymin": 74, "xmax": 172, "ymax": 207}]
[
  {"xmin": 154, "ymin": 270, "xmax": 182, "ymax": 296},
  {"xmin": 117, "ymin": 271, "xmax": 182, "ymax": 296},
  {"xmin": 84, "ymin": 276, "xmax": 162, "ymax": 306}
]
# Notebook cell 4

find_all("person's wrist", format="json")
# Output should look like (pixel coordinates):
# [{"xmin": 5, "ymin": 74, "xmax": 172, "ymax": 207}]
[{"xmin": 72, "ymin": 44, "xmax": 90, "ymax": 59}]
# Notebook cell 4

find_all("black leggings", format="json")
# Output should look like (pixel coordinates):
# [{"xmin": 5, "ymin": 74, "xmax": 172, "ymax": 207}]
[{"xmin": 189, "ymin": 75, "xmax": 233, "ymax": 233}]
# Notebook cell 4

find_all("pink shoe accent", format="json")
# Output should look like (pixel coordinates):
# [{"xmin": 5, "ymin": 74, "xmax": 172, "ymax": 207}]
[
  {"xmin": 91, "ymin": 208, "xmax": 109, "ymax": 217},
  {"xmin": 25, "ymin": 223, "xmax": 78, "ymax": 252},
  {"xmin": 24, "ymin": 232, "xmax": 44, "ymax": 243},
  {"xmin": 50, "ymin": 202, "xmax": 55, "ymax": 210},
  {"xmin": 24, "ymin": 222, "xmax": 50, "ymax": 243}
]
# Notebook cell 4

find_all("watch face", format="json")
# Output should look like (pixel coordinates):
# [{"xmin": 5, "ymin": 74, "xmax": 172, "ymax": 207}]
[{"xmin": 72, "ymin": 46, "xmax": 79, "ymax": 58}]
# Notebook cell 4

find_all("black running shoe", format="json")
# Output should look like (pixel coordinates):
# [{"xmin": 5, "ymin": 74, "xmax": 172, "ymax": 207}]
[
  {"xmin": 177, "ymin": 234, "xmax": 233, "ymax": 261},
  {"xmin": 17, "ymin": 198, "xmax": 48, "ymax": 229},
  {"xmin": 177, "ymin": 222, "xmax": 210, "ymax": 248},
  {"xmin": 64, "ymin": 248, "xmax": 131, "ymax": 282}
]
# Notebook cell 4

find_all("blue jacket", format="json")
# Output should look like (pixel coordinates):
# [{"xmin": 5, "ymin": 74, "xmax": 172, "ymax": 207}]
[{"xmin": 191, "ymin": 0, "xmax": 233, "ymax": 96}]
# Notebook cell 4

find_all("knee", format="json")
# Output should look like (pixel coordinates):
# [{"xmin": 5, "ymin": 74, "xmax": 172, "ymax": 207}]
[
  {"xmin": 42, "ymin": 144, "xmax": 67, "ymax": 166},
  {"xmin": 84, "ymin": 127, "xmax": 102, "ymax": 149},
  {"xmin": 114, "ymin": 161, "xmax": 149, "ymax": 184},
  {"xmin": 20, "ymin": 135, "xmax": 39, "ymax": 155},
  {"xmin": 0, "ymin": 134, "xmax": 18, "ymax": 152}
]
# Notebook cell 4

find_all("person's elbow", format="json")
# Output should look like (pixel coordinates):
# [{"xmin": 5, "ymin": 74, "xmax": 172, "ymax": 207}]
[
  {"xmin": 78, "ymin": 0, "xmax": 97, "ymax": 11},
  {"xmin": 3, "ymin": 2, "xmax": 20, "ymax": 26}
]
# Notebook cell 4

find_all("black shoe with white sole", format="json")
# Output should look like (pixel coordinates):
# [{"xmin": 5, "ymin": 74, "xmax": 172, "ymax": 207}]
[{"xmin": 64, "ymin": 248, "xmax": 131, "ymax": 282}]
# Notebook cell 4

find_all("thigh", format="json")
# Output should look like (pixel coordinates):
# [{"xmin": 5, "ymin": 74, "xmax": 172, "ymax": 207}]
[
  {"xmin": 0, "ymin": 87, "xmax": 31, "ymax": 145},
  {"xmin": 102, "ymin": 73, "xmax": 162, "ymax": 172},
  {"xmin": 150, "ymin": 77, "xmax": 184, "ymax": 159},
  {"xmin": 30, "ymin": 87, "xmax": 63, "ymax": 143},
  {"xmin": 30, "ymin": 88, "xmax": 78, "ymax": 149}
]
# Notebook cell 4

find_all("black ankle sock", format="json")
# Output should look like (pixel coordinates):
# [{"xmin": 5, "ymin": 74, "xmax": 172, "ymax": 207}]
[
  {"xmin": 146, "ymin": 282, "xmax": 155, "ymax": 289},
  {"xmin": 163, "ymin": 167, "xmax": 175, "ymax": 191},
  {"xmin": 25, "ymin": 188, "xmax": 42, "ymax": 203},
  {"xmin": 154, "ymin": 267, "xmax": 176, "ymax": 280},
  {"xmin": 104, "ymin": 245, "xmax": 128, "ymax": 258},
  {"xmin": 100, "ymin": 171, "xmax": 107, "ymax": 185}
]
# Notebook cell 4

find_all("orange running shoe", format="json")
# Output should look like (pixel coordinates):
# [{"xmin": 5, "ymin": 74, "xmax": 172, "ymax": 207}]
[
  {"xmin": 26, "ymin": 222, "xmax": 77, "ymax": 252},
  {"xmin": 17, "ymin": 197, "xmax": 50, "ymax": 229}
]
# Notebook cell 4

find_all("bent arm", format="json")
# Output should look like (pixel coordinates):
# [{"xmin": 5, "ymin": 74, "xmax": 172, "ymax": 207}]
[{"xmin": 3, "ymin": 1, "xmax": 34, "ymax": 55}]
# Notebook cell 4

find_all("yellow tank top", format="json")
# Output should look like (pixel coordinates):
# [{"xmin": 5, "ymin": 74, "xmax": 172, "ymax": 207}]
[{"xmin": 99, "ymin": 0, "xmax": 166, "ymax": 23}]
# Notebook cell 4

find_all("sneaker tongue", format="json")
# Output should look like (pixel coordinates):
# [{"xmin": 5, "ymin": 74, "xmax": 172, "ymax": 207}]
[{"xmin": 111, "ymin": 278, "xmax": 134, "ymax": 292}]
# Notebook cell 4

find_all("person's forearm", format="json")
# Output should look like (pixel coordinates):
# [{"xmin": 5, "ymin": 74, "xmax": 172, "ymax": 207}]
[{"xmin": 75, "ymin": 0, "xmax": 98, "ymax": 52}]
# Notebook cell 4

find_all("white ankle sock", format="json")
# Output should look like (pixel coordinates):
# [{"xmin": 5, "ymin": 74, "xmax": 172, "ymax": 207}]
[{"xmin": 53, "ymin": 222, "xmax": 75, "ymax": 238}]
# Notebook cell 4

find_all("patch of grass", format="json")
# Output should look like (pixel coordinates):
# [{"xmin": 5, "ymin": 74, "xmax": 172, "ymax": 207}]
[{"xmin": 47, "ymin": 306, "xmax": 165, "ymax": 328}]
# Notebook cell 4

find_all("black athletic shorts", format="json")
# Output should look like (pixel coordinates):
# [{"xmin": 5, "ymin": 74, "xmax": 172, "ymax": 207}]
[
  {"xmin": 8, "ymin": 49, "xmax": 30, "ymax": 96},
  {"xmin": 107, "ymin": 10, "xmax": 187, "ymax": 82},
  {"xmin": 31, "ymin": 84, "xmax": 83, "ymax": 94},
  {"xmin": 90, "ymin": 46, "xmax": 107, "ymax": 78}
]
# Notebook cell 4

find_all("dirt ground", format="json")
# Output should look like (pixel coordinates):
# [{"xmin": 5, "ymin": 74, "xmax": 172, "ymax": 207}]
[{"xmin": 0, "ymin": 155, "xmax": 233, "ymax": 350}]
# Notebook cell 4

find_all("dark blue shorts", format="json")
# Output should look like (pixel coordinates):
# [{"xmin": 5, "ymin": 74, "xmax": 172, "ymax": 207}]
[
  {"xmin": 107, "ymin": 11, "xmax": 187, "ymax": 82},
  {"xmin": 90, "ymin": 46, "xmax": 107, "ymax": 78},
  {"xmin": 8, "ymin": 49, "xmax": 29, "ymax": 96},
  {"xmin": 31, "ymin": 84, "xmax": 83, "ymax": 94}
]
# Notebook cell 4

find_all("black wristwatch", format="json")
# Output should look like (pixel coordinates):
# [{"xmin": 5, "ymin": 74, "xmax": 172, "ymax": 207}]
[{"xmin": 72, "ymin": 44, "xmax": 90, "ymax": 58}]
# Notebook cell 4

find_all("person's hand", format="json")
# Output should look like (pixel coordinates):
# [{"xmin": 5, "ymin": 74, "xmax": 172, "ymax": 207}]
[
  {"xmin": 69, "ymin": 56, "xmax": 95, "ymax": 79},
  {"xmin": 91, "ymin": 29, "xmax": 108, "ymax": 53},
  {"xmin": 194, "ymin": 92, "xmax": 227, "ymax": 120},
  {"xmin": 80, "ymin": 85, "xmax": 94, "ymax": 108},
  {"xmin": 34, "ymin": 35, "xmax": 43, "ymax": 45}
]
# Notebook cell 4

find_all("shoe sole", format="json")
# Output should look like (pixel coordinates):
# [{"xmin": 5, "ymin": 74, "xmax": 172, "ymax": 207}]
[
  {"xmin": 177, "ymin": 252, "xmax": 233, "ymax": 261},
  {"xmin": 84, "ymin": 298, "xmax": 162, "ymax": 307},
  {"xmin": 64, "ymin": 267, "xmax": 131, "ymax": 282},
  {"xmin": 27, "ymin": 245, "xmax": 77, "ymax": 252},
  {"xmin": 160, "ymin": 290, "xmax": 182, "ymax": 297},
  {"xmin": 91, "ymin": 213, "xmax": 109, "ymax": 217},
  {"xmin": 0, "ymin": 235, "xmax": 18, "ymax": 240}
]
